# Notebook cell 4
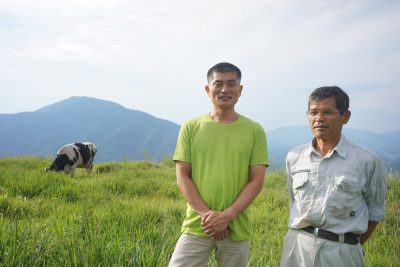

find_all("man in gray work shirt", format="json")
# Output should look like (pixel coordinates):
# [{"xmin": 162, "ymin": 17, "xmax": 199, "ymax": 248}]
[{"xmin": 280, "ymin": 86, "xmax": 387, "ymax": 267}]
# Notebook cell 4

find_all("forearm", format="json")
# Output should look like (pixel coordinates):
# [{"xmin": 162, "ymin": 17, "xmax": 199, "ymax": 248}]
[
  {"xmin": 176, "ymin": 161, "xmax": 230, "ymax": 239},
  {"xmin": 360, "ymin": 221, "xmax": 379, "ymax": 245},
  {"xmin": 202, "ymin": 165, "xmax": 266, "ymax": 235},
  {"xmin": 224, "ymin": 176, "xmax": 264, "ymax": 219},
  {"xmin": 177, "ymin": 175, "xmax": 210, "ymax": 216},
  {"xmin": 224, "ymin": 165, "xmax": 266, "ymax": 219}
]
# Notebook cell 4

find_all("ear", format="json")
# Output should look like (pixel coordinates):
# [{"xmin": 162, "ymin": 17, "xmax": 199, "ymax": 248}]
[
  {"xmin": 239, "ymin": 85, "xmax": 243, "ymax": 97},
  {"xmin": 343, "ymin": 110, "xmax": 351, "ymax": 124},
  {"xmin": 205, "ymin": 85, "xmax": 210, "ymax": 96}
]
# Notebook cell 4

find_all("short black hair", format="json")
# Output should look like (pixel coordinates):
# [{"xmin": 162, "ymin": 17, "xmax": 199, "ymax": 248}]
[
  {"xmin": 308, "ymin": 86, "xmax": 349, "ymax": 114},
  {"xmin": 207, "ymin": 62, "xmax": 242, "ymax": 83}
]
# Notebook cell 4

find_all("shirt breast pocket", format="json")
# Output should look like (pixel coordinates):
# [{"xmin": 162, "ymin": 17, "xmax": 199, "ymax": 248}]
[
  {"xmin": 292, "ymin": 169, "xmax": 310, "ymax": 203},
  {"xmin": 330, "ymin": 175, "xmax": 364, "ymax": 218}
]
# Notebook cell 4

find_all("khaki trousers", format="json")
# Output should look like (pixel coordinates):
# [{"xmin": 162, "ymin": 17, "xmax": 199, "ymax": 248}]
[
  {"xmin": 280, "ymin": 228, "xmax": 364, "ymax": 267},
  {"xmin": 169, "ymin": 234, "xmax": 250, "ymax": 267}
]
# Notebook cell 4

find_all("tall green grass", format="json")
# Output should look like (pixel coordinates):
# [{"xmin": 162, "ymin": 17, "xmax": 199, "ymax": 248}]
[{"xmin": 0, "ymin": 157, "xmax": 399, "ymax": 266}]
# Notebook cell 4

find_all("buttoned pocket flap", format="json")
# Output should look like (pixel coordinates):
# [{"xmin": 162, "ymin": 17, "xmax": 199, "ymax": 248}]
[{"xmin": 292, "ymin": 171, "xmax": 309, "ymax": 189}]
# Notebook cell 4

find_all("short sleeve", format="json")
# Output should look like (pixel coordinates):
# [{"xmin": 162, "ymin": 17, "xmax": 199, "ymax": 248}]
[
  {"xmin": 250, "ymin": 124, "xmax": 269, "ymax": 166},
  {"xmin": 173, "ymin": 122, "xmax": 192, "ymax": 164}
]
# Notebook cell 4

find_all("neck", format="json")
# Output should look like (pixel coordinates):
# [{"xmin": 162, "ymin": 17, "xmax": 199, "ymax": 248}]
[
  {"xmin": 313, "ymin": 136, "xmax": 341, "ymax": 156},
  {"xmin": 209, "ymin": 109, "xmax": 239, "ymax": 124}
]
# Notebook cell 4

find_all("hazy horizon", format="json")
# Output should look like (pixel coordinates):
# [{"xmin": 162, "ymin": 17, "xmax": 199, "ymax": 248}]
[{"xmin": 1, "ymin": 95, "xmax": 399, "ymax": 134}]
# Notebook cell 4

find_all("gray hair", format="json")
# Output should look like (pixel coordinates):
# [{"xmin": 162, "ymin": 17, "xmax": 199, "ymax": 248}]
[{"xmin": 308, "ymin": 86, "xmax": 349, "ymax": 114}]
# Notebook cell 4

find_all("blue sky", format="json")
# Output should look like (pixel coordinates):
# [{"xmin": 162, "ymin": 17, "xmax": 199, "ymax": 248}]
[{"xmin": 1, "ymin": 0, "xmax": 399, "ymax": 133}]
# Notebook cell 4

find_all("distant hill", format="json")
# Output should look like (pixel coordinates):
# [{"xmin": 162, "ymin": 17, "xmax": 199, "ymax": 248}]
[
  {"xmin": 1, "ymin": 97, "xmax": 399, "ymax": 172},
  {"xmin": 267, "ymin": 126, "xmax": 400, "ymax": 172},
  {"xmin": 0, "ymin": 96, "xmax": 180, "ymax": 162}
]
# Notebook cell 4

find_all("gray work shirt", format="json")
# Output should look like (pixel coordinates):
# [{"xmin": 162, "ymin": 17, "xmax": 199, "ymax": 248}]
[{"xmin": 286, "ymin": 135, "xmax": 387, "ymax": 234}]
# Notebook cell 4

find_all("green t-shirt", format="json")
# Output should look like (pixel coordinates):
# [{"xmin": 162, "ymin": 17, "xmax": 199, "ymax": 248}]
[{"xmin": 173, "ymin": 113, "xmax": 269, "ymax": 240}]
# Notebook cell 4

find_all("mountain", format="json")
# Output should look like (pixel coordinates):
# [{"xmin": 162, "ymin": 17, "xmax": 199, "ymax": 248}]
[
  {"xmin": 1, "ymin": 97, "xmax": 399, "ymax": 172},
  {"xmin": 0, "ymin": 96, "xmax": 180, "ymax": 162},
  {"xmin": 267, "ymin": 126, "xmax": 400, "ymax": 172}
]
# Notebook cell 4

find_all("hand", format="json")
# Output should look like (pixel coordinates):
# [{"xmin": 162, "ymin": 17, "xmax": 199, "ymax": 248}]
[
  {"xmin": 210, "ymin": 228, "xmax": 230, "ymax": 241},
  {"xmin": 201, "ymin": 210, "xmax": 232, "ymax": 237}
]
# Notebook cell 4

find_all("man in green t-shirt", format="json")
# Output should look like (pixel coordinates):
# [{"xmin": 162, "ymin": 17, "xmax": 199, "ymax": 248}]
[{"xmin": 169, "ymin": 62, "xmax": 269, "ymax": 267}]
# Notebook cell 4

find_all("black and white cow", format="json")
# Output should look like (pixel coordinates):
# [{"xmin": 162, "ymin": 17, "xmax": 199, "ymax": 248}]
[{"xmin": 45, "ymin": 142, "xmax": 97, "ymax": 177}]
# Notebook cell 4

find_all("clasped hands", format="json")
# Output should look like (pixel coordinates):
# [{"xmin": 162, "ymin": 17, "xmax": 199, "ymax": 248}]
[{"xmin": 201, "ymin": 210, "xmax": 232, "ymax": 241}]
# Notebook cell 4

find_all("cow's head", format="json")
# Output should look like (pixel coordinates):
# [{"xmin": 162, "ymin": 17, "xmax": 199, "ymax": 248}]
[{"xmin": 45, "ymin": 154, "xmax": 74, "ymax": 173}]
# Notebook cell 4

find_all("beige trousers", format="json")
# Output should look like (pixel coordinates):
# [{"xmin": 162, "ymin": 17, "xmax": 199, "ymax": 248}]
[
  {"xmin": 280, "ymin": 228, "xmax": 364, "ymax": 267},
  {"xmin": 169, "ymin": 234, "xmax": 250, "ymax": 267}
]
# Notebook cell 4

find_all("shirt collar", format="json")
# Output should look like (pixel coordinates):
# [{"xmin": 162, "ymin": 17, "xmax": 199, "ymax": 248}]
[
  {"xmin": 308, "ymin": 135, "xmax": 348, "ymax": 158},
  {"xmin": 334, "ymin": 135, "xmax": 347, "ymax": 158}
]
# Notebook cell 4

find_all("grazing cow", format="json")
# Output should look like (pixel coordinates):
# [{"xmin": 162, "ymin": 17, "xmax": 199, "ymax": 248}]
[{"xmin": 45, "ymin": 142, "xmax": 97, "ymax": 177}]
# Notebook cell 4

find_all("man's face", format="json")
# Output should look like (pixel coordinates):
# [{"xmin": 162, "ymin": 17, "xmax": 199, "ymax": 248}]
[
  {"xmin": 307, "ymin": 97, "xmax": 350, "ymax": 142},
  {"xmin": 205, "ymin": 71, "xmax": 243, "ymax": 110}
]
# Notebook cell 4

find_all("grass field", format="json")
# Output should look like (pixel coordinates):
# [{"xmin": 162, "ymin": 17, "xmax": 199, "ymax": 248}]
[{"xmin": 0, "ymin": 157, "xmax": 399, "ymax": 266}]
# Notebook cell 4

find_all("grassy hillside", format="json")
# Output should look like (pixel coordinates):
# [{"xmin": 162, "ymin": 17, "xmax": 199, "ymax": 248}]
[{"xmin": 0, "ymin": 157, "xmax": 399, "ymax": 266}]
